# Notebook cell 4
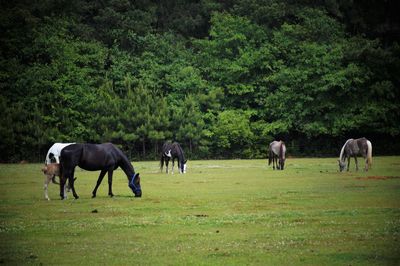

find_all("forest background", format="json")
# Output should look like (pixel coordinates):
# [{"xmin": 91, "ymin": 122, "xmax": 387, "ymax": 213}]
[{"xmin": 1, "ymin": 0, "xmax": 399, "ymax": 162}]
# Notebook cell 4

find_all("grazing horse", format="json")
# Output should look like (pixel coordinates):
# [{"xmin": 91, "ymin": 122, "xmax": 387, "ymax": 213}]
[
  {"xmin": 160, "ymin": 142, "xmax": 187, "ymax": 174},
  {"xmin": 42, "ymin": 163, "xmax": 61, "ymax": 201},
  {"xmin": 41, "ymin": 163, "xmax": 75, "ymax": 200},
  {"xmin": 59, "ymin": 143, "xmax": 142, "ymax": 200},
  {"xmin": 268, "ymin": 141, "xmax": 286, "ymax": 170},
  {"xmin": 42, "ymin": 143, "xmax": 75, "ymax": 201},
  {"xmin": 338, "ymin": 138, "xmax": 372, "ymax": 172}
]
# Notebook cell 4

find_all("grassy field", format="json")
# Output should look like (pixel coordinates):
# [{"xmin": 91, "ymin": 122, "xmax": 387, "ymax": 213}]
[{"xmin": 1, "ymin": 157, "xmax": 399, "ymax": 265}]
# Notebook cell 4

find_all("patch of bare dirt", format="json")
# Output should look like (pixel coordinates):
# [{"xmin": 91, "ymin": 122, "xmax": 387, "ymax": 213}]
[{"xmin": 356, "ymin": 176, "xmax": 400, "ymax": 180}]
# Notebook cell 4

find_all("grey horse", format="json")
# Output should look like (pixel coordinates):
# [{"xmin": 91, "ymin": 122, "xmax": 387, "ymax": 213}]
[
  {"xmin": 338, "ymin": 138, "xmax": 372, "ymax": 172},
  {"xmin": 268, "ymin": 141, "xmax": 286, "ymax": 170}
]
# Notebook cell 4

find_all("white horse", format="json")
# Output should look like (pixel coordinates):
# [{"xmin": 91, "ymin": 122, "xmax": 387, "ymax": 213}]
[
  {"xmin": 338, "ymin": 138, "xmax": 372, "ymax": 172},
  {"xmin": 45, "ymin": 143, "xmax": 75, "ymax": 164}
]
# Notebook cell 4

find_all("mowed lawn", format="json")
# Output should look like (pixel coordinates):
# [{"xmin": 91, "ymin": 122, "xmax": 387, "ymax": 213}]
[{"xmin": 0, "ymin": 157, "xmax": 399, "ymax": 265}]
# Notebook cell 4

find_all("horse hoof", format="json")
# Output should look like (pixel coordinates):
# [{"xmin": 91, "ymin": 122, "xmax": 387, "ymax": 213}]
[
  {"xmin": 74, "ymin": 195, "xmax": 79, "ymax": 199},
  {"xmin": 92, "ymin": 194, "xmax": 96, "ymax": 198},
  {"xmin": 109, "ymin": 194, "xmax": 114, "ymax": 198}
]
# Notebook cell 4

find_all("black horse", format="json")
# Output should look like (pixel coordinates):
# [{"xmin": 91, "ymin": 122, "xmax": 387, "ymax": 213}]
[
  {"xmin": 160, "ymin": 142, "xmax": 187, "ymax": 174},
  {"xmin": 59, "ymin": 143, "xmax": 142, "ymax": 200}
]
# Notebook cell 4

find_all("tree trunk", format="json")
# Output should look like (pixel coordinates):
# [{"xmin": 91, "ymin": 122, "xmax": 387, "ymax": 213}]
[
  {"xmin": 154, "ymin": 141, "xmax": 159, "ymax": 160},
  {"xmin": 142, "ymin": 139, "xmax": 146, "ymax": 158}
]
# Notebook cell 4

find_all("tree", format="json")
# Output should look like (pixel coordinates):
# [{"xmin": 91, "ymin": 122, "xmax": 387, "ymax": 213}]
[{"xmin": 212, "ymin": 110, "xmax": 254, "ymax": 157}]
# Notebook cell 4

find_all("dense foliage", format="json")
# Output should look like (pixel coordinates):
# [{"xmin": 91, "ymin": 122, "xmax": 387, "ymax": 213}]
[{"xmin": 1, "ymin": 0, "xmax": 399, "ymax": 162}]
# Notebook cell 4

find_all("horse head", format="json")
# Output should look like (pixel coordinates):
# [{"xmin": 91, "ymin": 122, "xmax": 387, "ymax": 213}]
[
  {"xmin": 338, "ymin": 159, "xmax": 346, "ymax": 172},
  {"xmin": 181, "ymin": 160, "xmax": 187, "ymax": 174},
  {"xmin": 129, "ymin": 173, "xmax": 142, "ymax": 197}
]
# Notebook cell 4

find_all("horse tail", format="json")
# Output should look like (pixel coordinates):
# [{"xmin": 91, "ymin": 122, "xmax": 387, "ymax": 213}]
[
  {"xmin": 366, "ymin": 140, "xmax": 372, "ymax": 169},
  {"xmin": 279, "ymin": 141, "xmax": 284, "ymax": 161}
]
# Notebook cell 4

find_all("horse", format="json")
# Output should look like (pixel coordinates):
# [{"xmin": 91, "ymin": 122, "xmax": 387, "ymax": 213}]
[
  {"xmin": 59, "ymin": 143, "xmax": 142, "ymax": 200},
  {"xmin": 41, "ymin": 163, "xmax": 75, "ymax": 200},
  {"xmin": 338, "ymin": 138, "xmax": 372, "ymax": 172},
  {"xmin": 268, "ymin": 141, "xmax": 286, "ymax": 170},
  {"xmin": 45, "ymin": 143, "xmax": 75, "ymax": 164},
  {"xmin": 42, "ymin": 143, "xmax": 75, "ymax": 201},
  {"xmin": 160, "ymin": 142, "xmax": 187, "ymax": 174}
]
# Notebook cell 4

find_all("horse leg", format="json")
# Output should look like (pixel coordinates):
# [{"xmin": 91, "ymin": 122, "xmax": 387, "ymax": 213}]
[
  {"xmin": 66, "ymin": 178, "xmax": 71, "ymax": 192},
  {"xmin": 354, "ymin": 156, "xmax": 358, "ymax": 171},
  {"xmin": 92, "ymin": 169, "xmax": 107, "ymax": 198},
  {"xmin": 347, "ymin": 157, "xmax": 350, "ymax": 171},
  {"xmin": 69, "ymin": 168, "xmax": 79, "ymax": 199},
  {"xmin": 364, "ymin": 155, "xmax": 369, "ymax": 171},
  {"xmin": 59, "ymin": 165, "xmax": 72, "ymax": 200},
  {"xmin": 277, "ymin": 156, "xmax": 281, "ymax": 170},
  {"xmin": 171, "ymin": 158, "xmax": 175, "ymax": 174},
  {"xmin": 44, "ymin": 174, "xmax": 51, "ymax": 201},
  {"xmin": 64, "ymin": 182, "xmax": 67, "ymax": 199},
  {"xmin": 107, "ymin": 169, "xmax": 114, "ymax": 197},
  {"xmin": 165, "ymin": 158, "xmax": 169, "ymax": 174},
  {"xmin": 51, "ymin": 175, "xmax": 59, "ymax": 184},
  {"xmin": 272, "ymin": 156, "xmax": 275, "ymax": 170},
  {"xmin": 60, "ymin": 173, "xmax": 67, "ymax": 200}
]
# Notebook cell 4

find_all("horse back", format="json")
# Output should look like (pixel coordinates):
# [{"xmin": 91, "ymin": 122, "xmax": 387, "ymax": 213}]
[
  {"xmin": 60, "ymin": 144, "xmax": 84, "ymax": 167},
  {"xmin": 269, "ymin": 141, "xmax": 281, "ymax": 156},
  {"xmin": 345, "ymin": 138, "xmax": 368, "ymax": 156},
  {"xmin": 42, "ymin": 163, "xmax": 60, "ymax": 176},
  {"xmin": 355, "ymin": 138, "xmax": 369, "ymax": 155},
  {"xmin": 79, "ymin": 143, "xmax": 121, "ymax": 171},
  {"xmin": 61, "ymin": 143, "xmax": 121, "ymax": 171}
]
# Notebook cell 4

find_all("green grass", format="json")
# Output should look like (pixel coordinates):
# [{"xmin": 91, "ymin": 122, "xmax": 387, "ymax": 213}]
[{"xmin": 1, "ymin": 157, "xmax": 399, "ymax": 265}]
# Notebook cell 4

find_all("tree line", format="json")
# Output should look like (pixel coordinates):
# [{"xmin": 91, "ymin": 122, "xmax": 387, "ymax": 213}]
[{"xmin": 1, "ymin": 0, "xmax": 399, "ymax": 162}]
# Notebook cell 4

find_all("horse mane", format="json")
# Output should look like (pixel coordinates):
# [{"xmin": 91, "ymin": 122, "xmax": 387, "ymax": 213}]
[
  {"xmin": 173, "ymin": 142, "xmax": 186, "ymax": 162},
  {"xmin": 110, "ymin": 145, "xmax": 135, "ymax": 177},
  {"xmin": 339, "ymin": 139, "xmax": 352, "ymax": 162}
]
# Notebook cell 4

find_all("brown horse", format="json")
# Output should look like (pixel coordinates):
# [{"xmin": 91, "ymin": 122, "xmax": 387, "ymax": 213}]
[{"xmin": 42, "ymin": 163, "xmax": 76, "ymax": 200}]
